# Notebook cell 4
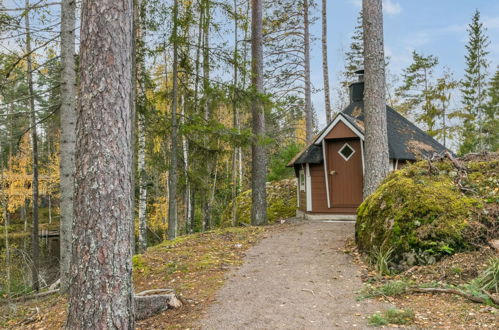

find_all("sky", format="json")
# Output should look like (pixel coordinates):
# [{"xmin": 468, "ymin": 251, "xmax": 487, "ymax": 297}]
[{"xmin": 311, "ymin": 0, "xmax": 499, "ymax": 128}]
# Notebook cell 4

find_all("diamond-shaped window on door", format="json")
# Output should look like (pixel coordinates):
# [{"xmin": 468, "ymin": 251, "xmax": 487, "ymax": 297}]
[{"xmin": 339, "ymin": 143, "xmax": 355, "ymax": 161}]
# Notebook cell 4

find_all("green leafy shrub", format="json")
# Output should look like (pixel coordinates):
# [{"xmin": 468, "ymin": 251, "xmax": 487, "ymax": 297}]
[{"xmin": 220, "ymin": 179, "xmax": 297, "ymax": 226}]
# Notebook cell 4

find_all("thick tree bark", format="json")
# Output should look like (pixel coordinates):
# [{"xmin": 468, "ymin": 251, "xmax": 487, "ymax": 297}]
[
  {"xmin": 250, "ymin": 0, "xmax": 267, "ymax": 226},
  {"xmin": 66, "ymin": 0, "xmax": 135, "ymax": 327},
  {"xmin": 59, "ymin": 0, "xmax": 76, "ymax": 293},
  {"xmin": 321, "ymin": 0, "xmax": 332, "ymax": 122},
  {"xmin": 168, "ymin": 0, "xmax": 179, "ymax": 240},
  {"xmin": 362, "ymin": 0, "xmax": 390, "ymax": 198},
  {"xmin": 24, "ymin": 0, "xmax": 40, "ymax": 292},
  {"xmin": 303, "ymin": 0, "xmax": 313, "ymax": 143}
]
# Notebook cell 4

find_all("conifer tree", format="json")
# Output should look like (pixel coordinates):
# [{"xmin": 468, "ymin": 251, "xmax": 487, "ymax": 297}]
[
  {"xmin": 483, "ymin": 68, "xmax": 499, "ymax": 151},
  {"xmin": 342, "ymin": 11, "xmax": 363, "ymax": 87},
  {"xmin": 396, "ymin": 51, "xmax": 440, "ymax": 135},
  {"xmin": 459, "ymin": 10, "xmax": 490, "ymax": 154}
]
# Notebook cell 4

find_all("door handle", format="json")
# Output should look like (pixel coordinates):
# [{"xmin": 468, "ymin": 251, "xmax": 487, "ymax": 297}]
[{"xmin": 330, "ymin": 170, "xmax": 336, "ymax": 175}]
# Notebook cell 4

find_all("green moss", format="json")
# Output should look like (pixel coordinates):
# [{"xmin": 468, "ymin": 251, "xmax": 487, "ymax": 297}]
[
  {"xmin": 356, "ymin": 161, "xmax": 483, "ymax": 270},
  {"xmin": 220, "ymin": 179, "xmax": 297, "ymax": 226}
]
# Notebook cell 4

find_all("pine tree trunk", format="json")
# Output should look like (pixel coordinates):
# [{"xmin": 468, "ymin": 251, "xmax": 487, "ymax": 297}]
[
  {"xmin": 201, "ymin": 0, "xmax": 213, "ymax": 231},
  {"xmin": 250, "ymin": 0, "xmax": 267, "ymax": 226},
  {"xmin": 303, "ymin": 0, "xmax": 313, "ymax": 143},
  {"xmin": 321, "ymin": 0, "xmax": 332, "ymax": 122},
  {"xmin": 168, "ymin": 0, "xmax": 180, "ymax": 240},
  {"xmin": 24, "ymin": 0, "xmax": 40, "ymax": 292},
  {"xmin": 66, "ymin": 0, "xmax": 135, "ymax": 327},
  {"xmin": 59, "ymin": 0, "xmax": 77, "ymax": 294},
  {"xmin": 1, "ymin": 146, "xmax": 11, "ymax": 297},
  {"xmin": 362, "ymin": 0, "xmax": 390, "ymax": 198}
]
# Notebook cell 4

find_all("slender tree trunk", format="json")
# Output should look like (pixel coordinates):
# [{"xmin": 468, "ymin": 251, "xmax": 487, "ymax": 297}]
[
  {"xmin": 181, "ymin": 96, "xmax": 192, "ymax": 233},
  {"xmin": 1, "ymin": 145, "xmax": 11, "ymax": 297},
  {"xmin": 231, "ymin": 0, "xmax": 239, "ymax": 226},
  {"xmin": 48, "ymin": 194, "xmax": 52, "ymax": 224},
  {"xmin": 135, "ymin": 0, "xmax": 148, "ymax": 253},
  {"xmin": 59, "ymin": 0, "xmax": 76, "ymax": 293},
  {"xmin": 303, "ymin": 0, "xmax": 313, "ymax": 143},
  {"xmin": 201, "ymin": 0, "xmax": 214, "ymax": 231},
  {"xmin": 168, "ymin": 0, "xmax": 180, "ymax": 240},
  {"xmin": 362, "ymin": 0, "xmax": 390, "ymax": 198},
  {"xmin": 3, "ymin": 207, "xmax": 10, "ymax": 297},
  {"xmin": 66, "ymin": 0, "xmax": 135, "ymax": 327},
  {"xmin": 250, "ymin": 0, "xmax": 267, "ymax": 226},
  {"xmin": 193, "ymin": 2, "xmax": 204, "ymax": 115},
  {"xmin": 24, "ymin": 0, "xmax": 40, "ymax": 292},
  {"xmin": 321, "ymin": 0, "xmax": 332, "ymax": 122},
  {"xmin": 137, "ymin": 115, "xmax": 148, "ymax": 251}
]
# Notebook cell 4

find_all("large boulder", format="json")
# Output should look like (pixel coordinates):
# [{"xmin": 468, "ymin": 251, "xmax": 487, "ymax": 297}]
[
  {"xmin": 221, "ymin": 179, "xmax": 297, "ymax": 226},
  {"xmin": 356, "ymin": 155, "xmax": 498, "ymax": 270}
]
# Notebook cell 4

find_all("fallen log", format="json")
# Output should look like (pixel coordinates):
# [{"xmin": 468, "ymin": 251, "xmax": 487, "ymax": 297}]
[
  {"xmin": 4, "ymin": 289, "xmax": 60, "ymax": 303},
  {"xmin": 412, "ymin": 288, "xmax": 499, "ymax": 305}
]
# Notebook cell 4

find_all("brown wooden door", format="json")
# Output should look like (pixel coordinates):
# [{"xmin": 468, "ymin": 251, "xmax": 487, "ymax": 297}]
[{"xmin": 327, "ymin": 139, "xmax": 363, "ymax": 207}]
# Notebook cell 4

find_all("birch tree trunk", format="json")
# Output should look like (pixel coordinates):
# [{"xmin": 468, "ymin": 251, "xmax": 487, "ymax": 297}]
[
  {"xmin": 181, "ymin": 96, "xmax": 192, "ymax": 233},
  {"xmin": 137, "ymin": 115, "xmax": 148, "ymax": 252},
  {"xmin": 362, "ymin": 0, "xmax": 390, "ymax": 198},
  {"xmin": 66, "ymin": 0, "xmax": 135, "ymax": 327},
  {"xmin": 135, "ymin": 0, "xmax": 148, "ymax": 253},
  {"xmin": 321, "ymin": 0, "xmax": 332, "ymax": 122},
  {"xmin": 24, "ymin": 0, "xmax": 40, "ymax": 292},
  {"xmin": 59, "ymin": 0, "xmax": 76, "ymax": 293},
  {"xmin": 168, "ymin": 0, "xmax": 180, "ymax": 240},
  {"xmin": 250, "ymin": 0, "xmax": 267, "ymax": 226}
]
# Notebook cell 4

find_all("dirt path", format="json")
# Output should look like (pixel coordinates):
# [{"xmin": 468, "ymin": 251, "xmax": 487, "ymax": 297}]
[{"xmin": 200, "ymin": 221, "xmax": 394, "ymax": 329}]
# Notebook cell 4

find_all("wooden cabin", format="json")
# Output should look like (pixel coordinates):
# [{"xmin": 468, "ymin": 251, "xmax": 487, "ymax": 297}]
[{"xmin": 288, "ymin": 71, "xmax": 449, "ymax": 220}]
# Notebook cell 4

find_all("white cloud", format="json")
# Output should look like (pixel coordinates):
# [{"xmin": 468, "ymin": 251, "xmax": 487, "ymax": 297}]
[
  {"xmin": 384, "ymin": 0, "xmax": 402, "ymax": 16},
  {"xmin": 349, "ymin": 0, "xmax": 402, "ymax": 16}
]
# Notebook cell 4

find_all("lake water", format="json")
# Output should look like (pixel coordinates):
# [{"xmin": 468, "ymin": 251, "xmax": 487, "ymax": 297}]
[{"xmin": 0, "ymin": 234, "xmax": 60, "ymax": 293}]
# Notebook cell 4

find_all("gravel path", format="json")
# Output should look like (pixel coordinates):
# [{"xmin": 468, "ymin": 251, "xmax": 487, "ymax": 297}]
[{"xmin": 200, "ymin": 221, "xmax": 394, "ymax": 330}]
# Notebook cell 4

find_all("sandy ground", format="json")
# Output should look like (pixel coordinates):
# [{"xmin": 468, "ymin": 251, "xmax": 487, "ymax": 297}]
[{"xmin": 199, "ymin": 221, "xmax": 395, "ymax": 330}]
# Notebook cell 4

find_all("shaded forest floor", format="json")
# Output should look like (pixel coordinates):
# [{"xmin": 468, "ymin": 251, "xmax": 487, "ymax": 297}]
[
  {"xmin": 1, "ymin": 220, "xmax": 497, "ymax": 329},
  {"xmin": 0, "ymin": 225, "xmax": 277, "ymax": 329},
  {"xmin": 346, "ymin": 239, "xmax": 499, "ymax": 329}
]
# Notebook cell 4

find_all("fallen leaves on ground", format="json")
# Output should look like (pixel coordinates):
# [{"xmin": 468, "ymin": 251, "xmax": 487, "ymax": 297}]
[{"xmin": 0, "ymin": 225, "xmax": 283, "ymax": 329}]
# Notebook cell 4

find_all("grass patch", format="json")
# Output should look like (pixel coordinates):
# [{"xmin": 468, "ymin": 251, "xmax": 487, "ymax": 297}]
[
  {"xmin": 472, "ymin": 257, "xmax": 499, "ymax": 293},
  {"xmin": 358, "ymin": 280, "xmax": 409, "ymax": 300},
  {"xmin": 369, "ymin": 246, "xmax": 394, "ymax": 276},
  {"xmin": 368, "ymin": 308, "xmax": 415, "ymax": 327}
]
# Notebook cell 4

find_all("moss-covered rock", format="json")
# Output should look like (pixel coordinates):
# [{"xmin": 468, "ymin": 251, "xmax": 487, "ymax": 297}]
[
  {"xmin": 220, "ymin": 179, "xmax": 297, "ymax": 226},
  {"xmin": 356, "ymin": 156, "xmax": 498, "ymax": 270}
]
